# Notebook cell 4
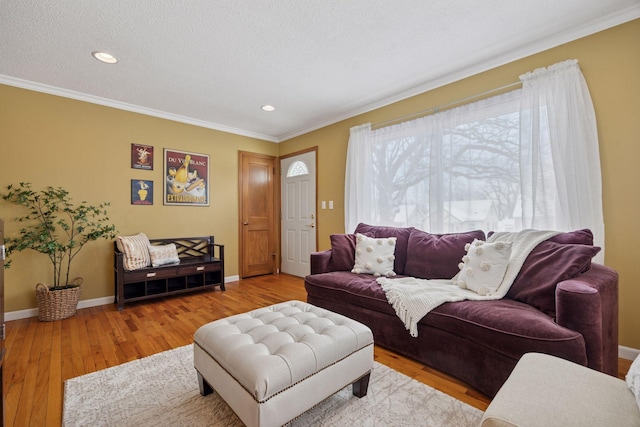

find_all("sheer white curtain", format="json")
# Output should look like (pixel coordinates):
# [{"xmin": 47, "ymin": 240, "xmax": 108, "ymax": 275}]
[
  {"xmin": 345, "ymin": 123, "xmax": 375, "ymax": 229},
  {"xmin": 345, "ymin": 59, "xmax": 604, "ymax": 257},
  {"xmin": 519, "ymin": 59, "xmax": 604, "ymax": 255},
  {"xmin": 346, "ymin": 119, "xmax": 434, "ymax": 230}
]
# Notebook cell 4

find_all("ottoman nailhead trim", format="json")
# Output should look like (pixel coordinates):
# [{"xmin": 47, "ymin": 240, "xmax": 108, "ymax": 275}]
[
  {"xmin": 195, "ymin": 341, "xmax": 374, "ymax": 404},
  {"xmin": 284, "ymin": 369, "xmax": 372, "ymax": 425}
]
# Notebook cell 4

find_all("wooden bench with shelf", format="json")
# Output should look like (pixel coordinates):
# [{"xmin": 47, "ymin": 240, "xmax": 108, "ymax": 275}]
[{"xmin": 114, "ymin": 236, "xmax": 224, "ymax": 310}]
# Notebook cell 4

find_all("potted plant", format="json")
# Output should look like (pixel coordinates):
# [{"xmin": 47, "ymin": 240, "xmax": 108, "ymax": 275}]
[{"xmin": 2, "ymin": 182, "xmax": 117, "ymax": 321}]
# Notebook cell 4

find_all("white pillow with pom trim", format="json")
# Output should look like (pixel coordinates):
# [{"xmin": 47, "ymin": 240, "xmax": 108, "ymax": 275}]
[
  {"xmin": 456, "ymin": 239, "xmax": 512, "ymax": 296},
  {"xmin": 351, "ymin": 233, "xmax": 397, "ymax": 277}
]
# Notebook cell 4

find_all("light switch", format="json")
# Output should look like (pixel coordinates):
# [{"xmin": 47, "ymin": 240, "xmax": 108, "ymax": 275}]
[
  {"xmin": 329, "ymin": 200, "xmax": 334, "ymax": 209},
  {"xmin": 321, "ymin": 201, "xmax": 326, "ymax": 209}
]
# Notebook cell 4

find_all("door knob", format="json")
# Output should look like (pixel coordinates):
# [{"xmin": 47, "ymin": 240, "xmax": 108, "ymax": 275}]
[
  {"xmin": 243, "ymin": 222, "xmax": 249, "ymax": 225},
  {"xmin": 308, "ymin": 223, "xmax": 315, "ymax": 228}
]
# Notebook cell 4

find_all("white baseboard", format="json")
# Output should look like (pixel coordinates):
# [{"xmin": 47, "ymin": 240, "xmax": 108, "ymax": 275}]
[
  {"xmin": 5, "ymin": 275, "xmax": 240, "ymax": 321},
  {"xmin": 619, "ymin": 345, "xmax": 640, "ymax": 361},
  {"xmin": 5, "ymin": 308, "xmax": 38, "ymax": 322}
]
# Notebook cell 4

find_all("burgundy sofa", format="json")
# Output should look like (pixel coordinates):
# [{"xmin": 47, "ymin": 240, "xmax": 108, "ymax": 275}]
[{"xmin": 304, "ymin": 223, "xmax": 618, "ymax": 397}]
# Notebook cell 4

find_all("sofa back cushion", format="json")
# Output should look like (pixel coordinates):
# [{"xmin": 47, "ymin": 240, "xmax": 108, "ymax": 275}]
[
  {"xmin": 354, "ymin": 223, "xmax": 413, "ymax": 274},
  {"xmin": 329, "ymin": 234, "xmax": 358, "ymax": 272},
  {"xmin": 329, "ymin": 232, "xmax": 377, "ymax": 271},
  {"xmin": 404, "ymin": 229, "xmax": 485, "ymax": 279},
  {"xmin": 488, "ymin": 228, "xmax": 594, "ymax": 245},
  {"xmin": 547, "ymin": 228, "xmax": 594, "ymax": 245},
  {"xmin": 506, "ymin": 241, "xmax": 601, "ymax": 318}
]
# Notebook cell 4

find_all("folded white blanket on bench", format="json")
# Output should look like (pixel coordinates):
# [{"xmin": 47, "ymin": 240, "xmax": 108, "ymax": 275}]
[{"xmin": 377, "ymin": 229, "xmax": 559, "ymax": 337}]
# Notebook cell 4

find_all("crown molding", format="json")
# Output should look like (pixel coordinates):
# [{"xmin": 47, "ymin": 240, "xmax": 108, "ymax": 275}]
[{"xmin": 0, "ymin": 75, "xmax": 280, "ymax": 143}]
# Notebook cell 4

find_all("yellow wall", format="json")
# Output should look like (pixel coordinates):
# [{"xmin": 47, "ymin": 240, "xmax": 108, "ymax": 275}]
[
  {"xmin": 0, "ymin": 86, "xmax": 277, "ymax": 311},
  {"xmin": 2, "ymin": 19, "xmax": 639, "ymax": 349},
  {"xmin": 280, "ymin": 19, "xmax": 640, "ymax": 348}
]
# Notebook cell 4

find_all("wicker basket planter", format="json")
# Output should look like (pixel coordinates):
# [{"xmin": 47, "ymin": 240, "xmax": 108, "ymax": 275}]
[{"xmin": 35, "ymin": 279, "xmax": 82, "ymax": 322}]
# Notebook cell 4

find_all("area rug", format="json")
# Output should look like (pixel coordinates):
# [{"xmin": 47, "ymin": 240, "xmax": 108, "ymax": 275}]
[{"xmin": 63, "ymin": 344, "xmax": 483, "ymax": 426}]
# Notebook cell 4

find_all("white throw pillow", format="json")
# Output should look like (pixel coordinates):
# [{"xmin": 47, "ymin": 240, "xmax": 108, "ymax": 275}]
[
  {"xmin": 456, "ymin": 239, "xmax": 512, "ymax": 296},
  {"xmin": 148, "ymin": 243, "xmax": 180, "ymax": 267},
  {"xmin": 626, "ymin": 354, "xmax": 640, "ymax": 412},
  {"xmin": 352, "ymin": 233, "xmax": 397, "ymax": 277},
  {"xmin": 116, "ymin": 233, "xmax": 152, "ymax": 271}
]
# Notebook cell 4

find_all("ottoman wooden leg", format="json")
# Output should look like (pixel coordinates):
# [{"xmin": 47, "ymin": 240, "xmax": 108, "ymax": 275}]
[
  {"xmin": 197, "ymin": 371, "xmax": 214, "ymax": 396},
  {"xmin": 352, "ymin": 372, "xmax": 371, "ymax": 398}
]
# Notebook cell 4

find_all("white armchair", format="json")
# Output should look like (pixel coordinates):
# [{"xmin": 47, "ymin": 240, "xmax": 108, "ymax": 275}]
[{"xmin": 481, "ymin": 352, "xmax": 640, "ymax": 427}]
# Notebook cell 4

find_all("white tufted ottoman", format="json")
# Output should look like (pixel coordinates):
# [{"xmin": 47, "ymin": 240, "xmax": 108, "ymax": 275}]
[{"xmin": 193, "ymin": 300, "xmax": 374, "ymax": 427}]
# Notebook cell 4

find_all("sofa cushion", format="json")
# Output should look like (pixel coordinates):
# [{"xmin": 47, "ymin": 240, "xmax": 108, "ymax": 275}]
[
  {"xmin": 488, "ymin": 228, "xmax": 594, "ymax": 246},
  {"xmin": 304, "ymin": 272, "xmax": 587, "ymax": 364},
  {"xmin": 489, "ymin": 228, "xmax": 595, "ymax": 273},
  {"xmin": 352, "ymin": 233, "xmax": 397, "ymax": 277},
  {"xmin": 354, "ymin": 223, "xmax": 413, "ymax": 274},
  {"xmin": 548, "ymin": 228, "xmax": 594, "ymax": 245},
  {"xmin": 304, "ymin": 271, "xmax": 397, "ymax": 316},
  {"xmin": 329, "ymin": 234, "xmax": 358, "ymax": 272},
  {"xmin": 427, "ymin": 299, "xmax": 587, "ymax": 363},
  {"xmin": 404, "ymin": 229, "xmax": 485, "ymax": 279},
  {"xmin": 457, "ymin": 239, "xmax": 512, "ymax": 296},
  {"xmin": 548, "ymin": 229, "xmax": 596, "ymax": 274},
  {"xmin": 506, "ymin": 241, "xmax": 601, "ymax": 317}
]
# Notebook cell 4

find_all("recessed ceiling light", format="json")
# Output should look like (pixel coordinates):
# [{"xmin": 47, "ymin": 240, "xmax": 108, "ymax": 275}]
[
  {"xmin": 261, "ymin": 105, "xmax": 275, "ymax": 112},
  {"xmin": 92, "ymin": 51, "xmax": 118, "ymax": 64}
]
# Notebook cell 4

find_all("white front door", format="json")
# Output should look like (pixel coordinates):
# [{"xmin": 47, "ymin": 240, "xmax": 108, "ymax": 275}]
[{"xmin": 281, "ymin": 151, "xmax": 316, "ymax": 277}]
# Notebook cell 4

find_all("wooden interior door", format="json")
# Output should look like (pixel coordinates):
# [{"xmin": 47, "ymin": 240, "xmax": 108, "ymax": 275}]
[{"xmin": 239, "ymin": 152, "xmax": 276, "ymax": 278}]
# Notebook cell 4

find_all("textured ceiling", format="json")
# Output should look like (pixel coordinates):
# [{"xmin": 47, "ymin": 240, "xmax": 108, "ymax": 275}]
[{"xmin": 1, "ymin": 1, "xmax": 638, "ymax": 142}]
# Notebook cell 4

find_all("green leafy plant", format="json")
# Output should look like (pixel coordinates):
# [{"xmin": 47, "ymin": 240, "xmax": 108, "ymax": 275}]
[{"xmin": 2, "ymin": 182, "xmax": 117, "ymax": 289}]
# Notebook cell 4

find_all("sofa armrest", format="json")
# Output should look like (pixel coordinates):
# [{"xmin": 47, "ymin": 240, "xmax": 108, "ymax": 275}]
[
  {"xmin": 310, "ymin": 250, "xmax": 332, "ymax": 275},
  {"xmin": 555, "ymin": 263, "xmax": 618, "ymax": 376}
]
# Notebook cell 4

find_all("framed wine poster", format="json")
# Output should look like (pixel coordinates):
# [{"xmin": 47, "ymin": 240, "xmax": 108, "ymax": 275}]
[
  {"xmin": 131, "ymin": 180, "xmax": 153, "ymax": 205},
  {"xmin": 163, "ymin": 149, "xmax": 209, "ymax": 206},
  {"xmin": 131, "ymin": 143, "xmax": 153, "ymax": 170}
]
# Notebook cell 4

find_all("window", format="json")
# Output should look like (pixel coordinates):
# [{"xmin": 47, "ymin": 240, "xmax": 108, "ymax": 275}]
[
  {"xmin": 346, "ymin": 60, "xmax": 604, "ymax": 257},
  {"xmin": 286, "ymin": 160, "xmax": 309, "ymax": 177},
  {"xmin": 368, "ymin": 92, "xmax": 524, "ymax": 233}
]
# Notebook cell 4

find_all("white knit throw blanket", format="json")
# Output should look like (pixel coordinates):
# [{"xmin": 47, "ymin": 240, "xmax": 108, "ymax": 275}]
[{"xmin": 377, "ymin": 229, "xmax": 560, "ymax": 337}]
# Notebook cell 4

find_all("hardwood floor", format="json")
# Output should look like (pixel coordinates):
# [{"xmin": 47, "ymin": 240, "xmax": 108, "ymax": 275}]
[{"xmin": 3, "ymin": 274, "xmax": 631, "ymax": 426}]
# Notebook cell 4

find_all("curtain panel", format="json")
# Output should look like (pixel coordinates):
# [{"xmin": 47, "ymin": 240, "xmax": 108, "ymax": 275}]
[{"xmin": 345, "ymin": 60, "xmax": 604, "ymax": 259}]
